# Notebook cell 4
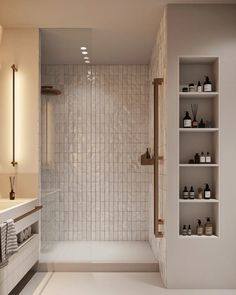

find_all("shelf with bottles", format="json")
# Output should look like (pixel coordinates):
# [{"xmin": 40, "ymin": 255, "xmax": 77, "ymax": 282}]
[
  {"xmin": 180, "ymin": 99, "xmax": 219, "ymax": 129},
  {"xmin": 179, "ymin": 202, "xmax": 219, "ymax": 237},
  {"xmin": 179, "ymin": 57, "xmax": 219, "ymax": 93},
  {"xmin": 179, "ymin": 166, "xmax": 219, "ymax": 200},
  {"xmin": 179, "ymin": 132, "xmax": 219, "ymax": 165}
]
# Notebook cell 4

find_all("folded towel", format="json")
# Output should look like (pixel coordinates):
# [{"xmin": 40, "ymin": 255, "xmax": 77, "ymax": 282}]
[
  {"xmin": 6, "ymin": 219, "xmax": 18, "ymax": 256},
  {"xmin": 0, "ymin": 223, "xmax": 8, "ymax": 269}
]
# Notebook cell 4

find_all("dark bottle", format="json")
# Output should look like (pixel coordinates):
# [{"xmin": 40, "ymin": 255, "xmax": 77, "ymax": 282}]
[
  {"xmin": 145, "ymin": 148, "xmax": 151, "ymax": 159},
  {"xmin": 187, "ymin": 225, "xmax": 192, "ymax": 236},
  {"xmin": 203, "ymin": 76, "xmax": 212, "ymax": 92},
  {"xmin": 204, "ymin": 184, "xmax": 211, "ymax": 199},
  {"xmin": 197, "ymin": 81, "xmax": 202, "ymax": 92},
  {"xmin": 199, "ymin": 118, "xmax": 206, "ymax": 128},
  {"xmin": 182, "ymin": 186, "xmax": 189, "ymax": 199},
  {"xmin": 182, "ymin": 225, "xmax": 187, "ymax": 236},
  {"xmin": 189, "ymin": 186, "xmax": 195, "ymax": 199},
  {"xmin": 194, "ymin": 153, "xmax": 200, "ymax": 164},
  {"xmin": 183, "ymin": 111, "xmax": 192, "ymax": 128}
]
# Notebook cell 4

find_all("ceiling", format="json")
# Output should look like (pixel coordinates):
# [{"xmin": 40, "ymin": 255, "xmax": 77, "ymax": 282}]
[{"xmin": 0, "ymin": 0, "xmax": 235, "ymax": 64}]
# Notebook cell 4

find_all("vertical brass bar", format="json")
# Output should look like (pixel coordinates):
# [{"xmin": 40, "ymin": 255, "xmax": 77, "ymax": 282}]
[
  {"xmin": 153, "ymin": 78, "xmax": 164, "ymax": 238},
  {"xmin": 11, "ymin": 64, "xmax": 18, "ymax": 167}
]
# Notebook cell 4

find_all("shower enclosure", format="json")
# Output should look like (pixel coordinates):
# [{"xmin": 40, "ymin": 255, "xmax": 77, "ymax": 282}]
[{"xmin": 39, "ymin": 28, "xmax": 163, "ymax": 271}]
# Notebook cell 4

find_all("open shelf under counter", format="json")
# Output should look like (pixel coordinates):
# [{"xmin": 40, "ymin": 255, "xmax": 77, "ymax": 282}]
[
  {"xmin": 17, "ymin": 233, "xmax": 38, "ymax": 250},
  {"xmin": 179, "ymin": 164, "xmax": 219, "ymax": 167},
  {"xmin": 179, "ymin": 199, "xmax": 219, "ymax": 203},
  {"xmin": 179, "ymin": 92, "xmax": 219, "ymax": 99},
  {"xmin": 179, "ymin": 235, "xmax": 218, "ymax": 239},
  {"xmin": 179, "ymin": 128, "xmax": 219, "ymax": 132}
]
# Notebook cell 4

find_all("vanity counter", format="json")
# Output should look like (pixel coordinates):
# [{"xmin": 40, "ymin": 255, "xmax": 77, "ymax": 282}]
[{"xmin": 0, "ymin": 198, "xmax": 38, "ymax": 224}]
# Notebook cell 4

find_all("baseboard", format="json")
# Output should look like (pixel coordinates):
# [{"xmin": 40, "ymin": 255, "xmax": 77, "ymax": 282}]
[{"xmin": 38, "ymin": 262, "xmax": 159, "ymax": 272}]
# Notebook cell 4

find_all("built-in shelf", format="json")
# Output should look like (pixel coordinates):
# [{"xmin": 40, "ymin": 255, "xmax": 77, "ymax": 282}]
[
  {"xmin": 179, "ymin": 92, "xmax": 218, "ymax": 99},
  {"xmin": 179, "ymin": 164, "xmax": 219, "ymax": 167},
  {"xmin": 179, "ymin": 128, "xmax": 219, "ymax": 132},
  {"xmin": 179, "ymin": 199, "xmax": 219, "ymax": 203},
  {"xmin": 178, "ymin": 56, "xmax": 220, "ymax": 238},
  {"xmin": 179, "ymin": 235, "xmax": 218, "ymax": 239},
  {"xmin": 18, "ymin": 234, "xmax": 38, "ymax": 250}
]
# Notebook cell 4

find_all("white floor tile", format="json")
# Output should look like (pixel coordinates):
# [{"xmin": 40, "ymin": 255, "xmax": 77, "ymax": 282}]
[{"xmin": 20, "ymin": 272, "xmax": 236, "ymax": 295}]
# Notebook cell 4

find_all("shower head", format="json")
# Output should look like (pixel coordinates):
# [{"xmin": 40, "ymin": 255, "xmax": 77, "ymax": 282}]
[{"xmin": 41, "ymin": 86, "xmax": 61, "ymax": 95}]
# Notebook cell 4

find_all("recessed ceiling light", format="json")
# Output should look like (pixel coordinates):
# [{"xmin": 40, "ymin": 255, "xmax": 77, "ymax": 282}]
[
  {"xmin": 84, "ymin": 56, "xmax": 89, "ymax": 60},
  {"xmin": 82, "ymin": 51, "xmax": 88, "ymax": 55},
  {"xmin": 80, "ymin": 47, "xmax": 87, "ymax": 50},
  {"xmin": 85, "ymin": 60, "xmax": 90, "ymax": 64}
]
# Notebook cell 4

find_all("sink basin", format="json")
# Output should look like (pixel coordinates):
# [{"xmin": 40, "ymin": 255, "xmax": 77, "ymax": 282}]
[{"xmin": 0, "ymin": 198, "xmax": 39, "ymax": 224}]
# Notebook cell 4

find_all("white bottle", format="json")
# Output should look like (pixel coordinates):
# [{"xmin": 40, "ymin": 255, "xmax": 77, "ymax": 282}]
[
  {"xmin": 206, "ymin": 152, "xmax": 211, "ymax": 163},
  {"xmin": 200, "ymin": 152, "xmax": 206, "ymax": 163}
]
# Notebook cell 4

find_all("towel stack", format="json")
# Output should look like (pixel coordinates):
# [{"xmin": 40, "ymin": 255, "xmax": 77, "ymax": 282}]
[
  {"xmin": 0, "ymin": 219, "xmax": 18, "ymax": 269},
  {"xmin": 0, "ymin": 223, "xmax": 7, "ymax": 269}
]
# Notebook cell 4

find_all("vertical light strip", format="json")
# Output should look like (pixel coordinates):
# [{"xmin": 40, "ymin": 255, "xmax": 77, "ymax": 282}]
[{"xmin": 11, "ymin": 64, "xmax": 18, "ymax": 167}]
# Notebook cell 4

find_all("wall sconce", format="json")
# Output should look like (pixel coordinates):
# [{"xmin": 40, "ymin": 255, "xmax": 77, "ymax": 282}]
[{"xmin": 11, "ymin": 64, "xmax": 18, "ymax": 167}]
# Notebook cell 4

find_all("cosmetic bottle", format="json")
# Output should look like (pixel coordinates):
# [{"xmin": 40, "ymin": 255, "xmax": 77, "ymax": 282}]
[
  {"xmin": 206, "ymin": 152, "xmax": 211, "ymax": 163},
  {"xmin": 203, "ymin": 76, "xmax": 212, "ymax": 92},
  {"xmin": 196, "ymin": 219, "xmax": 204, "ymax": 236},
  {"xmin": 204, "ymin": 183, "xmax": 211, "ymax": 199},
  {"xmin": 145, "ymin": 148, "xmax": 151, "ymax": 159},
  {"xmin": 182, "ymin": 186, "xmax": 189, "ymax": 199},
  {"xmin": 183, "ymin": 111, "xmax": 192, "ymax": 128},
  {"xmin": 197, "ymin": 187, "xmax": 203, "ymax": 199},
  {"xmin": 199, "ymin": 119, "xmax": 206, "ymax": 128},
  {"xmin": 189, "ymin": 83, "xmax": 195, "ymax": 92},
  {"xmin": 197, "ymin": 81, "xmax": 202, "ymax": 92},
  {"xmin": 194, "ymin": 153, "xmax": 200, "ymax": 164},
  {"xmin": 189, "ymin": 186, "xmax": 195, "ymax": 199},
  {"xmin": 205, "ymin": 217, "xmax": 213, "ymax": 236},
  {"xmin": 182, "ymin": 225, "xmax": 187, "ymax": 236},
  {"xmin": 200, "ymin": 152, "xmax": 206, "ymax": 164},
  {"xmin": 187, "ymin": 225, "xmax": 192, "ymax": 236}
]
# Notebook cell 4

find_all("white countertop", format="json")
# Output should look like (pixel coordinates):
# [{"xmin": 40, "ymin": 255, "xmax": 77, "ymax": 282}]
[{"xmin": 0, "ymin": 198, "xmax": 39, "ymax": 224}]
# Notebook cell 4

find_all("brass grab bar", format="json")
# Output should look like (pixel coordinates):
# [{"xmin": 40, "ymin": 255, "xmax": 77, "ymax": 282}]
[
  {"xmin": 14, "ymin": 205, "xmax": 43, "ymax": 223},
  {"xmin": 153, "ymin": 78, "xmax": 164, "ymax": 238}
]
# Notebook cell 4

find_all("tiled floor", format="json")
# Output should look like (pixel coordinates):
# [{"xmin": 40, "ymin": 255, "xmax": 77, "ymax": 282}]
[
  {"xmin": 40, "ymin": 241, "xmax": 156, "ymax": 263},
  {"xmin": 20, "ymin": 272, "xmax": 236, "ymax": 295}
]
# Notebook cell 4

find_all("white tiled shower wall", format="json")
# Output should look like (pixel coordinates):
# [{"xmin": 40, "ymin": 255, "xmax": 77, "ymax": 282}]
[{"xmin": 41, "ymin": 65, "xmax": 152, "ymax": 241}]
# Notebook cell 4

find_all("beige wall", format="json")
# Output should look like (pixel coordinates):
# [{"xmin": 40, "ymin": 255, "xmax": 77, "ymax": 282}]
[
  {"xmin": 166, "ymin": 4, "xmax": 236, "ymax": 288},
  {"xmin": 0, "ymin": 28, "xmax": 39, "ymax": 198}
]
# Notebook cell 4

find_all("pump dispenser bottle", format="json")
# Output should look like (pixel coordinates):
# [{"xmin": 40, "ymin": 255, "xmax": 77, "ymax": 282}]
[
  {"xmin": 205, "ymin": 217, "xmax": 213, "ymax": 236},
  {"xmin": 196, "ymin": 219, "xmax": 204, "ymax": 236}
]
